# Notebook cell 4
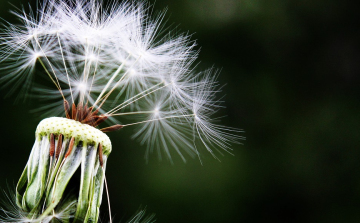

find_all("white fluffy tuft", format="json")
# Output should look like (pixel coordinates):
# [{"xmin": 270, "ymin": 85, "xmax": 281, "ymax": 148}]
[{"xmin": 0, "ymin": 0, "xmax": 242, "ymax": 162}]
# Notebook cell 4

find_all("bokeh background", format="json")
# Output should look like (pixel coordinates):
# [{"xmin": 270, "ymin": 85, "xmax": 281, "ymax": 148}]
[{"xmin": 0, "ymin": 0, "xmax": 360, "ymax": 222}]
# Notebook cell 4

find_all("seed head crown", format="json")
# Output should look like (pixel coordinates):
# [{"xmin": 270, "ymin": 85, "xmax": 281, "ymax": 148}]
[{"xmin": 36, "ymin": 117, "xmax": 112, "ymax": 154}]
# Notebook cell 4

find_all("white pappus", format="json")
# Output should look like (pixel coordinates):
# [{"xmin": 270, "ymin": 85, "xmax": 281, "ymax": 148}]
[{"xmin": 0, "ymin": 0, "xmax": 243, "ymax": 162}]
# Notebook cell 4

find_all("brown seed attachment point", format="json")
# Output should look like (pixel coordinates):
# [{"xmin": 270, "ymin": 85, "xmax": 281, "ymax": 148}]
[
  {"xmin": 55, "ymin": 134, "xmax": 63, "ymax": 159},
  {"xmin": 81, "ymin": 107, "xmax": 93, "ymax": 123},
  {"xmin": 100, "ymin": 124, "xmax": 123, "ymax": 133},
  {"xmin": 91, "ymin": 108, "xmax": 100, "ymax": 116},
  {"xmin": 82, "ymin": 104, "xmax": 90, "ymax": 120},
  {"xmin": 65, "ymin": 102, "xmax": 111, "ymax": 128},
  {"xmin": 64, "ymin": 100, "xmax": 71, "ymax": 119},
  {"xmin": 71, "ymin": 103, "xmax": 76, "ymax": 120},
  {"xmin": 49, "ymin": 133, "xmax": 55, "ymax": 157},
  {"xmin": 93, "ymin": 115, "xmax": 108, "ymax": 127},
  {"xmin": 76, "ymin": 103, "xmax": 83, "ymax": 121},
  {"xmin": 65, "ymin": 137, "xmax": 75, "ymax": 158},
  {"xmin": 98, "ymin": 143, "xmax": 104, "ymax": 167}
]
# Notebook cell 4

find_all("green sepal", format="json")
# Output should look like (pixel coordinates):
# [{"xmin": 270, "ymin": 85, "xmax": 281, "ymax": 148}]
[
  {"xmin": 84, "ymin": 156, "xmax": 107, "ymax": 223},
  {"xmin": 16, "ymin": 165, "xmax": 28, "ymax": 208},
  {"xmin": 73, "ymin": 142, "xmax": 97, "ymax": 222},
  {"xmin": 23, "ymin": 136, "xmax": 50, "ymax": 211},
  {"xmin": 40, "ymin": 144, "xmax": 82, "ymax": 221}
]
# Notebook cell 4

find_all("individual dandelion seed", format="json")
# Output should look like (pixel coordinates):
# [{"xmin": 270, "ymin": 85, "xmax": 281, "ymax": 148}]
[{"xmin": 0, "ymin": 0, "xmax": 243, "ymax": 222}]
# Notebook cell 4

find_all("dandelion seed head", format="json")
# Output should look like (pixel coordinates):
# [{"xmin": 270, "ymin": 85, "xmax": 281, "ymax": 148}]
[{"xmin": 0, "ymin": 0, "xmax": 242, "ymax": 162}]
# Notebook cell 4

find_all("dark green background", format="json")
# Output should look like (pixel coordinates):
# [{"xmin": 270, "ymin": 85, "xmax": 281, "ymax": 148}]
[{"xmin": 1, "ymin": 0, "xmax": 359, "ymax": 222}]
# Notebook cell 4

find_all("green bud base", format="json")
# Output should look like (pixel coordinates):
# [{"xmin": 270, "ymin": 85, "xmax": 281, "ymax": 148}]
[{"xmin": 16, "ymin": 117, "xmax": 111, "ymax": 222}]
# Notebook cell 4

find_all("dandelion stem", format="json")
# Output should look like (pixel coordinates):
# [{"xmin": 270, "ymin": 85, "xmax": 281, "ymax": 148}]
[
  {"xmin": 57, "ymin": 32, "xmax": 74, "ymax": 103},
  {"xmin": 34, "ymin": 36, "xmax": 64, "ymax": 99},
  {"xmin": 107, "ymin": 81, "xmax": 165, "ymax": 114},
  {"xmin": 93, "ymin": 53, "xmax": 131, "ymax": 107},
  {"xmin": 109, "ymin": 111, "xmax": 155, "ymax": 116},
  {"xmin": 109, "ymin": 83, "xmax": 168, "ymax": 114},
  {"xmin": 38, "ymin": 58, "xmax": 65, "ymax": 100},
  {"xmin": 97, "ymin": 54, "xmax": 142, "ymax": 110},
  {"xmin": 80, "ymin": 38, "xmax": 90, "ymax": 105},
  {"xmin": 87, "ymin": 45, "xmax": 102, "ymax": 106}
]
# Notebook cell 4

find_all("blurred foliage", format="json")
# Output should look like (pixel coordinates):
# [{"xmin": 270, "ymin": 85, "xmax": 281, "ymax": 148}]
[{"xmin": 0, "ymin": 0, "xmax": 360, "ymax": 222}]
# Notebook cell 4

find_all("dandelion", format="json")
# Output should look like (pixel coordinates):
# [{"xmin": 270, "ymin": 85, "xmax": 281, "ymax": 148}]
[{"xmin": 0, "ymin": 0, "xmax": 243, "ymax": 222}]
